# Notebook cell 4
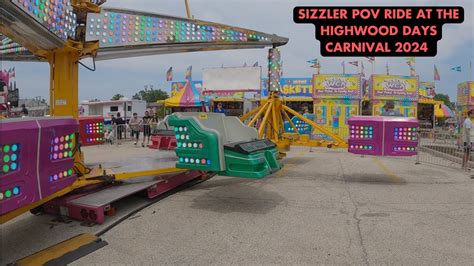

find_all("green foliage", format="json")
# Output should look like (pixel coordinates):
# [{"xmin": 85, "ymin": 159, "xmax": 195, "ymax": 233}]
[
  {"xmin": 132, "ymin": 88, "xmax": 168, "ymax": 103},
  {"xmin": 111, "ymin": 94, "xmax": 124, "ymax": 101},
  {"xmin": 433, "ymin": 93, "xmax": 454, "ymax": 109}
]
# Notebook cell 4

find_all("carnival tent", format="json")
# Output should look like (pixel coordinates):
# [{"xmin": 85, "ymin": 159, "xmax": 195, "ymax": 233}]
[
  {"xmin": 434, "ymin": 104, "xmax": 455, "ymax": 118},
  {"xmin": 164, "ymin": 80, "xmax": 209, "ymax": 107}
]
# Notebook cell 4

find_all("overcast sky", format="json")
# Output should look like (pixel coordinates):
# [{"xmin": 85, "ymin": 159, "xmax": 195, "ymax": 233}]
[{"xmin": 1, "ymin": 0, "xmax": 473, "ymax": 101}]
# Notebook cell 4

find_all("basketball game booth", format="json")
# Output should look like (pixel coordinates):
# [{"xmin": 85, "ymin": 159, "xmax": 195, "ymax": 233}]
[
  {"xmin": 370, "ymin": 75, "xmax": 419, "ymax": 118},
  {"xmin": 313, "ymin": 74, "xmax": 362, "ymax": 139}
]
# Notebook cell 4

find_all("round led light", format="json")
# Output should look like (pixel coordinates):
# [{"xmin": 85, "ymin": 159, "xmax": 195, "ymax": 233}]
[
  {"xmin": 12, "ymin": 187, "xmax": 20, "ymax": 195},
  {"xmin": 11, "ymin": 163, "xmax": 17, "ymax": 170},
  {"xmin": 54, "ymin": 174, "xmax": 58, "ymax": 180},
  {"xmin": 3, "ymin": 165, "xmax": 9, "ymax": 173},
  {"xmin": 190, "ymin": 158, "xmax": 195, "ymax": 163},
  {"xmin": 193, "ymin": 143, "xmax": 197, "ymax": 148},
  {"xmin": 3, "ymin": 145, "xmax": 10, "ymax": 153},
  {"xmin": 11, "ymin": 144, "xmax": 18, "ymax": 152},
  {"xmin": 3, "ymin": 155, "xmax": 10, "ymax": 163},
  {"xmin": 5, "ymin": 190, "xmax": 12, "ymax": 198},
  {"xmin": 0, "ymin": 192, "xmax": 3, "ymax": 200},
  {"xmin": 184, "ymin": 158, "xmax": 189, "ymax": 163}
]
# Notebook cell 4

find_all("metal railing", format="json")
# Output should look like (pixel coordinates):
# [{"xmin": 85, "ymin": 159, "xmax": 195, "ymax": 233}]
[{"xmin": 396, "ymin": 128, "xmax": 473, "ymax": 170}]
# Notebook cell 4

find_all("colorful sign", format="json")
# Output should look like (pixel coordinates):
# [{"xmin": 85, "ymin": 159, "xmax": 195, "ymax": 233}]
[
  {"xmin": 457, "ymin": 82, "xmax": 469, "ymax": 106},
  {"xmin": 313, "ymin": 74, "xmax": 361, "ymax": 99},
  {"xmin": 371, "ymin": 75, "xmax": 418, "ymax": 100},
  {"xmin": 171, "ymin": 81, "xmax": 243, "ymax": 98},
  {"xmin": 261, "ymin": 78, "xmax": 312, "ymax": 97},
  {"xmin": 419, "ymin": 81, "xmax": 436, "ymax": 99}
]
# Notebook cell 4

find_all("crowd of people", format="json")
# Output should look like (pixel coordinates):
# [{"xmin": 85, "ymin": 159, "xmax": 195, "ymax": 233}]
[{"xmin": 107, "ymin": 110, "xmax": 159, "ymax": 147}]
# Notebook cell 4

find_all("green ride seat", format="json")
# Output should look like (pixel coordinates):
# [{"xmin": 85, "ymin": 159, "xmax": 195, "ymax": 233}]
[{"xmin": 168, "ymin": 112, "xmax": 282, "ymax": 179}]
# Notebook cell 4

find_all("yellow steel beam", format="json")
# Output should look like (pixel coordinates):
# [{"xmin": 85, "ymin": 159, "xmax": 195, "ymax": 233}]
[
  {"xmin": 283, "ymin": 105, "xmax": 348, "ymax": 147},
  {"xmin": 281, "ymin": 109, "xmax": 299, "ymax": 133},
  {"xmin": 113, "ymin": 167, "xmax": 186, "ymax": 181},
  {"xmin": 258, "ymin": 101, "xmax": 273, "ymax": 137},
  {"xmin": 247, "ymin": 102, "xmax": 270, "ymax": 127},
  {"xmin": 240, "ymin": 104, "xmax": 263, "ymax": 122}
]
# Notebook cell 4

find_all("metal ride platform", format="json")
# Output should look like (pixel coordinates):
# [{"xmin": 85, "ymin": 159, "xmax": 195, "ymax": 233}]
[{"xmin": 42, "ymin": 170, "xmax": 205, "ymax": 224}]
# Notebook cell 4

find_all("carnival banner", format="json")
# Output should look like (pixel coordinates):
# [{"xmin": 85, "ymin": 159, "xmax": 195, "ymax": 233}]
[
  {"xmin": 419, "ymin": 81, "xmax": 436, "ymax": 99},
  {"xmin": 261, "ymin": 78, "xmax": 312, "ymax": 97},
  {"xmin": 456, "ymin": 82, "xmax": 470, "ymax": 106},
  {"xmin": 171, "ymin": 81, "xmax": 244, "ymax": 98},
  {"xmin": 371, "ymin": 75, "xmax": 418, "ymax": 100},
  {"xmin": 313, "ymin": 74, "xmax": 361, "ymax": 98}
]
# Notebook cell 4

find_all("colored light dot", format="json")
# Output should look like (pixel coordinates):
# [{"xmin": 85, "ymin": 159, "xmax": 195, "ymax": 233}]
[
  {"xmin": 60, "ymin": 136, "xmax": 64, "ymax": 142},
  {"xmin": 11, "ymin": 163, "xmax": 17, "ymax": 170},
  {"xmin": 182, "ymin": 143, "xmax": 187, "ymax": 148},
  {"xmin": 177, "ymin": 142, "xmax": 181, "ymax": 147},
  {"xmin": 70, "ymin": 134, "xmax": 74, "ymax": 139},
  {"xmin": 59, "ymin": 172, "xmax": 63, "ymax": 178},
  {"xmin": 3, "ymin": 155, "xmax": 10, "ymax": 163},
  {"xmin": 184, "ymin": 158, "xmax": 189, "ymax": 163},
  {"xmin": 174, "ymin": 127, "xmax": 179, "ymax": 132},
  {"xmin": 201, "ymin": 159, "xmax": 206, "ymax": 164},
  {"xmin": 0, "ymin": 193, "xmax": 3, "ymax": 200},
  {"xmin": 54, "ymin": 174, "xmax": 58, "ymax": 180},
  {"xmin": 64, "ymin": 171, "xmax": 68, "ymax": 176},
  {"xmin": 179, "ymin": 157, "xmax": 184, "ymax": 162},
  {"xmin": 199, "ymin": 144, "xmax": 203, "ymax": 148},
  {"xmin": 64, "ymin": 152, "xmax": 68, "ymax": 157},
  {"xmin": 12, "ymin": 187, "xmax": 20, "ymax": 195},
  {"xmin": 5, "ymin": 190, "xmax": 12, "ymax": 198},
  {"xmin": 193, "ymin": 143, "xmax": 197, "ymax": 148},
  {"xmin": 184, "ymin": 127, "xmax": 188, "ymax": 131},
  {"xmin": 181, "ymin": 135, "xmax": 185, "ymax": 140},
  {"xmin": 66, "ymin": 135, "xmax": 69, "ymax": 141},
  {"xmin": 207, "ymin": 160, "xmax": 211, "ymax": 165},
  {"xmin": 65, "ymin": 143, "xmax": 69, "ymax": 149},
  {"xmin": 3, "ymin": 165, "xmax": 9, "ymax": 173},
  {"xmin": 60, "ymin": 144, "xmax": 64, "ymax": 150},
  {"xmin": 3, "ymin": 145, "xmax": 10, "ymax": 153},
  {"xmin": 11, "ymin": 144, "xmax": 18, "ymax": 152}
]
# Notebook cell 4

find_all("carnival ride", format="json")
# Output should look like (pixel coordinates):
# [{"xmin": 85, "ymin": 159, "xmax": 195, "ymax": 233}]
[
  {"xmin": 0, "ymin": 0, "xmax": 289, "ymax": 224},
  {"xmin": 0, "ymin": 0, "xmax": 419, "ymax": 229}
]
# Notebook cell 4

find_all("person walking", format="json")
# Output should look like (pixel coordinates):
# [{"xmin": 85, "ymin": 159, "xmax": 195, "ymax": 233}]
[
  {"xmin": 128, "ymin": 113, "xmax": 141, "ymax": 145},
  {"xmin": 20, "ymin": 104, "xmax": 29, "ymax": 116},
  {"xmin": 462, "ymin": 110, "xmax": 474, "ymax": 170},
  {"xmin": 141, "ymin": 111, "xmax": 153, "ymax": 147},
  {"xmin": 114, "ymin": 112, "xmax": 126, "ymax": 143}
]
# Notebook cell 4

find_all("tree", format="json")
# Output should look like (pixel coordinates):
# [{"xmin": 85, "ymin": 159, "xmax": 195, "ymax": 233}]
[
  {"xmin": 111, "ymin": 94, "xmax": 124, "ymax": 100},
  {"xmin": 132, "ymin": 88, "xmax": 168, "ymax": 103},
  {"xmin": 433, "ymin": 93, "xmax": 454, "ymax": 109}
]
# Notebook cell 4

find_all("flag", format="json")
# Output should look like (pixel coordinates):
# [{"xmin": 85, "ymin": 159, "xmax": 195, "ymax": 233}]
[
  {"xmin": 307, "ymin": 59, "xmax": 318, "ymax": 64},
  {"xmin": 253, "ymin": 61, "xmax": 258, "ymax": 67},
  {"xmin": 386, "ymin": 62, "xmax": 390, "ymax": 75},
  {"xmin": 365, "ymin": 57, "xmax": 375, "ymax": 62},
  {"xmin": 185, "ymin": 66, "xmax": 192, "ymax": 79},
  {"xmin": 348, "ymin": 61, "xmax": 359, "ymax": 67},
  {"xmin": 434, "ymin": 65, "xmax": 440, "ymax": 80},
  {"xmin": 451, "ymin": 66, "xmax": 461, "ymax": 72},
  {"xmin": 342, "ymin": 61, "xmax": 345, "ymax": 74},
  {"xmin": 166, "ymin": 67, "xmax": 173, "ymax": 81},
  {"xmin": 406, "ymin": 57, "xmax": 416, "ymax": 65}
]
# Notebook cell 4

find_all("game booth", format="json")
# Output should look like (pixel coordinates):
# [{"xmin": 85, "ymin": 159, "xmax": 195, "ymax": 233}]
[
  {"xmin": 370, "ymin": 75, "xmax": 419, "ymax": 118},
  {"xmin": 261, "ymin": 78, "xmax": 314, "ymax": 114},
  {"xmin": 207, "ymin": 91, "xmax": 246, "ymax": 117},
  {"xmin": 457, "ymin": 81, "xmax": 474, "ymax": 119},
  {"xmin": 313, "ymin": 74, "xmax": 362, "ymax": 139},
  {"xmin": 165, "ymin": 80, "xmax": 210, "ymax": 113},
  {"xmin": 417, "ymin": 81, "xmax": 441, "ymax": 129}
]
